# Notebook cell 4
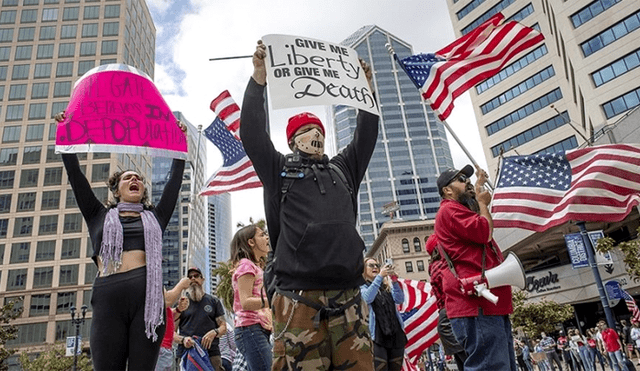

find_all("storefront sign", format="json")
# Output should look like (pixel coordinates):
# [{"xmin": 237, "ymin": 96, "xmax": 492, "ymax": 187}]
[{"xmin": 526, "ymin": 271, "xmax": 560, "ymax": 293}]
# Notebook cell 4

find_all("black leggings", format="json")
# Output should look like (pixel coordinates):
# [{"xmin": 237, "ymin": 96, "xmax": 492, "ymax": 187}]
[
  {"xmin": 90, "ymin": 266, "xmax": 166, "ymax": 371},
  {"xmin": 373, "ymin": 343, "xmax": 404, "ymax": 371}
]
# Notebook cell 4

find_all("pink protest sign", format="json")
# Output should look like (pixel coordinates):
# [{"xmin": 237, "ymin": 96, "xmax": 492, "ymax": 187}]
[{"xmin": 55, "ymin": 64, "xmax": 188, "ymax": 159}]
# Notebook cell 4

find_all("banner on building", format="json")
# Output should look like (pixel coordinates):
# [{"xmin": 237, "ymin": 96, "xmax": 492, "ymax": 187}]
[
  {"xmin": 262, "ymin": 34, "xmax": 379, "ymax": 115},
  {"xmin": 55, "ymin": 64, "xmax": 188, "ymax": 159},
  {"xmin": 564, "ymin": 231, "xmax": 613, "ymax": 269},
  {"xmin": 605, "ymin": 280, "xmax": 623, "ymax": 308}
]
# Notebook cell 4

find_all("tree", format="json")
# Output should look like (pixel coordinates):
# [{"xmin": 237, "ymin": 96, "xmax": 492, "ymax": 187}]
[
  {"xmin": 0, "ymin": 297, "xmax": 23, "ymax": 371},
  {"xmin": 511, "ymin": 290, "xmax": 574, "ymax": 339},
  {"xmin": 595, "ymin": 226, "xmax": 640, "ymax": 279},
  {"xmin": 18, "ymin": 343, "xmax": 92, "ymax": 371}
]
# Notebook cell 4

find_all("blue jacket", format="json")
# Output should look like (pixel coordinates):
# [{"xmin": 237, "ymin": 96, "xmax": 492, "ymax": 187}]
[{"xmin": 360, "ymin": 275, "xmax": 404, "ymax": 342}]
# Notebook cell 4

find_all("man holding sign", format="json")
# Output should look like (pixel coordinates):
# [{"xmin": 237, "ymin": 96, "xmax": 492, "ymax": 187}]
[{"xmin": 240, "ymin": 40, "xmax": 379, "ymax": 370}]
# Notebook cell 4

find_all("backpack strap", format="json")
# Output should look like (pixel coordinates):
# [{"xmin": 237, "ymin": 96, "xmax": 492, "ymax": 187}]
[{"xmin": 328, "ymin": 163, "xmax": 357, "ymax": 213}]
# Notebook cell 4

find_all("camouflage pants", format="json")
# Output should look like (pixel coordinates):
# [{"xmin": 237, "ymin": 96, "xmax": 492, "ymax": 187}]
[{"xmin": 272, "ymin": 288, "xmax": 373, "ymax": 371}]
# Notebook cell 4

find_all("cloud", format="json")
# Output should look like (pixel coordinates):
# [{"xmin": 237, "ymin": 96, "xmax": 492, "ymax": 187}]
[{"xmin": 145, "ymin": 0, "xmax": 172, "ymax": 15}]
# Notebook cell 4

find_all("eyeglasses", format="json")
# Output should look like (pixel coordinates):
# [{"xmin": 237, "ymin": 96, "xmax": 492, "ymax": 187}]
[
  {"xmin": 367, "ymin": 263, "xmax": 380, "ymax": 268},
  {"xmin": 454, "ymin": 175, "xmax": 468, "ymax": 183},
  {"xmin": 188, "ymin": 274, "xmax": 201, "ymax": 279}
]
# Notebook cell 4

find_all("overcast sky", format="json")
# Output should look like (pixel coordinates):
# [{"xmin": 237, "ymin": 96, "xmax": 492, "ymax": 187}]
[{"xmin": 144, "ymin": 0, "xmax": 489, "ymax": 227}]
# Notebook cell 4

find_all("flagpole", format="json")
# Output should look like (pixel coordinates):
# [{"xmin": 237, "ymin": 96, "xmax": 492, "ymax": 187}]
[
  {"xmin": 186, "ymin": 124, "xmax": 203, "ymax": 273},
  {"xmin": 577, "ymin": 221, "xmax": 617, "ymax": 330}
]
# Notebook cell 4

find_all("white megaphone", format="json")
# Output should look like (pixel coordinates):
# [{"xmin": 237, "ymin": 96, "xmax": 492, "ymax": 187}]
[{"xmin": 459, "ymin": 252, "xmax": 526, "ymax": 304}]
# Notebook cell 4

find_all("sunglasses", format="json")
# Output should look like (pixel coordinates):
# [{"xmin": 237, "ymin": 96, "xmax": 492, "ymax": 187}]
[
  {"xmin": 454, "ymin": 175, "xmax": 468, "ymax": 183},
  {"xmin": 367, "ymin": 263, "xmax": 380, "ymax": 268},
  {"xmin": 188, "ymin": 274, "xmax": 201, "ymax": 279}
]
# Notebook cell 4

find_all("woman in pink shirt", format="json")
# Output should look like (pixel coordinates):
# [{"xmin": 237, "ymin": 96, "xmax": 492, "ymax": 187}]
[{"xmin": 231, "ymin": 225, "xmax": 272, "ymax": 371}]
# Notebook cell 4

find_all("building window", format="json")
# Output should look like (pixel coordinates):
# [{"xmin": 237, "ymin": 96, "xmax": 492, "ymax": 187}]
[
  {"xmin": 29, "ymin": 294, "xmax": 51, "ymax": 317},
  {"xmin": 30, "ymin": 82, "xmax": 49, "ymax": 99},
  {"xmin": 43, "ymin": 167, "xmax": 63, "ymax": 186},
  {"xmin": 20, "ymin": 169, "xmax": 38, "ymax": 187},
  {"xmin": 413, "ymin": 237, "xmax": 422, "ymax": 252},
  {"xmin": 78, "ymin": 60, "xmax": 94, "ymax": 75},
  {"xmin": 60, "ymin": 24, "xmax": 76, "ymax": 38},
  {"xmin": 14, "ymin": 45, "xmax": 31, "ymax": 60},
  {"xmin": 79, "ymin": 41, "xmax": 96, "ymax": 56},
  {"xmin": 0, "ymin": 28, "xmax": 14, "ymax": 43},
  {"xmin": 571, "ymin": 0, "xmax": 621, "ymax": 29},
  {"xmin": 51, "ymin": 101, "xmax": 68, "ymax": 117},
  {"xmin": 66, "ymin": 189, "xmax": 77, "ymax": 208},
  {"xmin": 491, "ymin": 111, "xmax": 570, "ymax": 157},
  {"xmin": 32, "ymin": 266, "xmax": 53, "ymax": 288},
  {"xmin": 405, "ymin": 261, "xmax": 414, "ymax": 273},
  {"xmin": 456, "ymin": 0, "xmax": 487, "ymax": 20},
  {"xmin": 58, "ymin": 42, "xmax": 75, "ymax": 58},
  {"xmin": 2, "ymin": 125, "xmax": 21, "ymax": 142},
  {"xmin": 46, "ymin": 145, "xmax": 60, "ymax": 163},
  {"xmin": 36, "ymin": 44, "xmax": 54, "ymax": 59},
  {"xmin": 83, "ymin": 6, "xmax": 99, "ymax": 19},
  {"xmin": 417, "ymin": 260, "xmax": 425, "ymax": 272},
  {"xmin": 85, "ymin": 264, "xmax": 97, "ymax": 284},
  {"xmin": 23, "ymin": 0, "xmax": 39, "ymax": 4},
  {"xmin": 0, "ymin": 219, "xmax": 7, "ymax": 237},
  {"xmin": 481, "ymin": 66, "xmax": 555, "ymax": 115},
  {"xmin": 591, "ymin": 47, "xmax": 640, "ymax": 88},
  {"xmin": 8, "ymin": 84, "xmax": 27, "ymax": 100},
  {"xmin": 28, "ymin": 103, "xmax": 47, "ymax": 120},
  {"xmin": 35, "ymin": 240, "xmax": 56, "ymax": 261},
  {"xmin": 91, "ymin": 163, "xmax": 109, "ymax": 182},
  {"xmin": 7, "ymin": 322, "xmax": 47, "ymax": 346},
  {"xmin": 39, "ymin": 25, "xmax": 56, "ymax": 40},
  {"xmin": 56, "ymin": 292, "xmax": 76, "ymax": 314},
  {"xmin": 0, "ymin": 46, "xmax": 9, "ymax": 61},
  {"xmin": 61, "ymin": 238, "xmax": 80, "ymax": 259},
  {"xmin": 22, "ymin": 145, "xmax": 41, "ymax": 164},
  {"xmin": 0, "ymin": 194, "xmax": 10, "ymax": 213},
  {"xmin": 38, "ymin": 215, "xmax": 58, "ymax": 235},
  {"xmin": 63, "ymin": 213, "xmax": 82, "ymax": 233},
  {"xmin": 2, "ymin": 0, "xmax": 18, "ymax": 5},
  {"xmin": 0, "ymin": 170, "xmax": 14, "ymax": 188},
  {"xmin": 11, "ymin": 64, "xmax": 29, "ymax": 80},
  {"xmin": 104, "ymin": 4, "xmax": 119, "ymax": 18},
  {"xmin": 101, "ymin": 40, "xmax": 117, "ymax": 55},
  {"xmin": 34, "ymin": 63, "xmax": 51, "ymax": 78},
  {"xmin": 9, "ymin": 242, "xmax": 30, "ymax": 263},
  {"xmin": 20, "ymin": 9, "xmax": 38, "ymax": 23},
  {"xmin": 41, "ymin": 8, "xmax": 58, "ymax": 22},
  {"xmin": 93, "ymin": 186, "xmax": 108, "ymax": 204},
  {"xmin": 402, "ymin": 238, "xmax": 410, "ymax": 253},
  {"xmin": 25, "ymin": 124, "xmax": 44, "ymax": 141},
  {"xmin": 0, "ymin": 148, "xmax": 18, "ymax": 165},
  {"xmin": 17, "ymin": 192, "xmax": 36, "ymax": 212},
  {"xmin": 41, "ymin": 190, "xmax": 60, "ymax": 210},
  {"xmin": 476, "ymin": 45, "xmax": 548, "ymax": 95},
  {"xmin": 536, "ymin": 136, "xmax": 579, "ymax": 155},
  {"xmin": 486, "ymin": 88, "xmax": 563, "ymax": 136},
  {"xmin": 59, "ymin": 264, "xmax": 78, "ymax": 286},
  {"xmin": 56, "ymin": 61, "xmax": 73, "ymax": 77},
  {"xmin": 461, "ymin": 0, "xmax": 515, "ymax": 35},
  {"xmin": 6, "ymin": 268, "xmax": 27, "ymax": 290},
  {"xmin": 81, "ymin": 23, "xmax": 97, "ymax": 37},
  {"xmin": 602, "ymin": 86, "xmax": 640, "ymax": 119},
  {"xmin": 0, "ymin": 10, "xmax": 16, "ymax": 24},
  {"xmin": 581, "ymin": 11, "xmax": 640, "ymax": 57},
  {"xmin": 0, "ymin": 65, "xmax": 7, "ymax": 80},
  {"xmin": 14, "ymin": 216, "xmax": 34, "ymax": 237},
  {"xmin": 17, "ymin": 26, "xmax": 35, "ymax": 41},
  {"xmin": 62, "ymin": 6, "xmax": 79, "ymax": 21},
  {"xmin": 103, "ymin": 21, "xmax": 118, "ymax": 36}
]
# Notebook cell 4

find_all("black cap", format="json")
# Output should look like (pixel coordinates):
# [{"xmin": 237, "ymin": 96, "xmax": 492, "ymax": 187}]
[
  {"xmin": 187, "ymin": 267, "xmax": 202, "ymax": 276},
  {"xmin": 437, "ymin": 165, "xmax": 474, "ymax": 196}
]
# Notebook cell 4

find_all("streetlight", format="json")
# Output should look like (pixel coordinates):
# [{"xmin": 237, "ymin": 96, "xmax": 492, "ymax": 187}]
[{"xmin": 70, "ymin": 304, "xmax": 87, "ymax": 371}]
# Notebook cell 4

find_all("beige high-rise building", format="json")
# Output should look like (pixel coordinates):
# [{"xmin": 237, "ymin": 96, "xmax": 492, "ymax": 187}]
[
  {"xmin": 446, "ymin": 0, "xmax": 640, "ymax": 178},
  {"xmin": 0, "ymin": 0, "xmax": 156, "ymax": 365}
]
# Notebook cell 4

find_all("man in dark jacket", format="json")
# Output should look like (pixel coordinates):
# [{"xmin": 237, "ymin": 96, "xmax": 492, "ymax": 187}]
[{"xmin": 240, "ymin": 40, "xmax": 379, "ymax": 370}]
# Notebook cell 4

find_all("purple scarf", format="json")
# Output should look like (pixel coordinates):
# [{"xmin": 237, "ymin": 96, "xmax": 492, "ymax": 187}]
[{"xmin": 101, "ymin": 202, "xmax": 164, "ymax": 342}]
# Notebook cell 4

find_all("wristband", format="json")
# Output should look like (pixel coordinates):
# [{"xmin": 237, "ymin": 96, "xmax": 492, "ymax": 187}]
[{"xmin": 213, "ymin": 328, "xmax": 219, "ymax": 336}]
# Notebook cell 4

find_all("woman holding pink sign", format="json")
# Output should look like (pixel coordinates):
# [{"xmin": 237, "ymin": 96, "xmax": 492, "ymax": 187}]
[{"xmin": 56, "ymin": 112, "xmax": 186, "ymax": 371}]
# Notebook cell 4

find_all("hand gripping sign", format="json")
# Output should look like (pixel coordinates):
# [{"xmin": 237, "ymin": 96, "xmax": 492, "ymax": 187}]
[
  {"xmin": 262, "ymin": 34, "xmax": 379, "ymax": 115},
  {"xmin": 55, "ymin": 64, "xmax": 188, "ymax": 159}
]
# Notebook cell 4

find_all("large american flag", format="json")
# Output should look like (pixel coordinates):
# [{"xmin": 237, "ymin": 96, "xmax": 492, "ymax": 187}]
[
  {"xmin": 397, "ymin": 279, "xmax": 439, "ymax": 368},
  {"xmin": 492, "ymin": 144, "xmax": 640, "ymax": 232},
  {"xmin": 395, "ymin": 12, "xmax": 544, "ymax": 121},
  {"xmin": 621, "ymin": 288, "xmax": 640, "ymax": 324},
  {"xmin": 199, "ymin": 93, "xmax": 261, "ymax": 196}
]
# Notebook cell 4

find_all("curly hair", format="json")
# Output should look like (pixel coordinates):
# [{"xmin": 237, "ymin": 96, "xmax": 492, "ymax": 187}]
[
  {"xmin": 230, "ymin": 224, "xmax": 262, "ymax": 267},
  {"xmin": 106, "ymin": 170, "xmax": 152, "ymax": 208}
]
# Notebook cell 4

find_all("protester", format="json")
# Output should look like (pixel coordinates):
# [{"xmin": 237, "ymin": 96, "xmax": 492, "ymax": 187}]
[
  {"xmin": 540, "ymin": 332, "xmax": 564, "ymax": 371},
  {"xmin": 558, "ymin": 330, "xmax": 577, "ymax": 371},
  {"xmin": 230, "ymin": 225, "xmax": 273, "ymax": 371},
  {"xmin": 598, "ymin": 320, "xmax": 628, "ymax": 371},
  {"xmin": 534, "ymin": 340, "xmax": 551, "ymax": 371},
  {"xmin": 570, "ymin": 328, "xmax": 593, "ymax": 371},
  {"xmin": 361, "ymin": 257, "xmax": 406, "ymax": 371},
  {"xmin": 176, "ymin": 267, "xmax": 228, "ymax": 371},
  {"xmin": 516, "ymin": 339, "xmax": 528, "ymax": 371},
  {"xmin": 586, "ymin": 328, "xmax": 608, "ymax": 371},
  {"xmin": 631, "ymin": 322, "xmax": 640, "ymax": 365},
  {"xmin": 426, "ymin": 234, "xmax": 467, "ymax": 371},
  {"xmin": 219, "ymin": 325, "xmax": 236, "ymax": 371},
  {"xmin": 240, "ymin": 40, "xmax": 378, "ymax": 370},
  {"xmin": 522, "ymin": 339, "xmax": 535, "ymax": 371},
  {"xmin": 155, "ymin": 278, "xmax": 192, "ymax": 371},
  {"xmin": 57, "ymin": 112, "xmax": 186, "ymax": 370},
  {"xmin": 434, "ymin": 164, "xmax": 516, "ymax": 370}
]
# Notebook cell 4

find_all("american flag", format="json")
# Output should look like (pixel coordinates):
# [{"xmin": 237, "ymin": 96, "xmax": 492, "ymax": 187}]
[
  {"xmin": 210, "ymin": 90, "xmax": 241, "ymax": 140},
  {"xmin": 396, "ymin": 279, "xmax": 439, "ymax": 368},
  {"xmin": 395, "ymin": 12, "xmax": 544, "ymax": 121},
  {"xmin": 621, "ymin": 288, "xmax": 640, "ymax": 324},
  {"xmin": 199, "ymin": 117, "xmax": 261, "ymax": 196},
  {"xmin": 491, "ymin": 144, "xmax": 640, "ymax": 232}
]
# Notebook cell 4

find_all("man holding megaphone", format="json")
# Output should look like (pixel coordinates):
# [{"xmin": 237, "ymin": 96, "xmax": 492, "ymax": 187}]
[{"xmin": 434, "ymin": 164, "xmax": 521, "ymax": 371}]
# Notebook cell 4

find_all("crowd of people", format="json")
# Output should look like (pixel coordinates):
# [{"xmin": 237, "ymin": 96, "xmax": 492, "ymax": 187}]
[{"xmin": 55, "ymin": 38, "xmax": 640, "ymax": 371}]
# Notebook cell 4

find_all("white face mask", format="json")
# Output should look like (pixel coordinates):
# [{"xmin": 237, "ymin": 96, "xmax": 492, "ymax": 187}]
[{"xmin": 294, "ymin": 127, "xmax": 324, "ymax": 157}]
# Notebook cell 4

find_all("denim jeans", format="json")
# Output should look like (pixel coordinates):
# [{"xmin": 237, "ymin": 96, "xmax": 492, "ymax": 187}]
[
  {"xmin": 578, "ymin": 346, "xmax": 594, "ymax": 371},
  {"xmin": 450, "ymin": 311, "xmax": 517, "ymax": 371},
  {"xmin": 607, "ymin": 350, "xmax": 629, "ymax": 371},
  {"xmin": 587, "ymin": 347, "xmax": 606, "ymax": 371},
  {"xmin": 235, "ymin": 324, "xmax": 272, "ymax": 371}
]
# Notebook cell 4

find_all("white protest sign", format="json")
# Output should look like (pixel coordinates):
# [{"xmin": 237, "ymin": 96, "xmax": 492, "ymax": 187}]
[{"xmin": 262, "ymin": 34, "xmax": 379, "ymax": 115}]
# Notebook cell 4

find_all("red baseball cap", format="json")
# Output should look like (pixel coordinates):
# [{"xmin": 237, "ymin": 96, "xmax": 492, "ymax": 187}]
[{"xmin": 286, "ymin": 112, "xmax": 325, "ymax": 142}]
